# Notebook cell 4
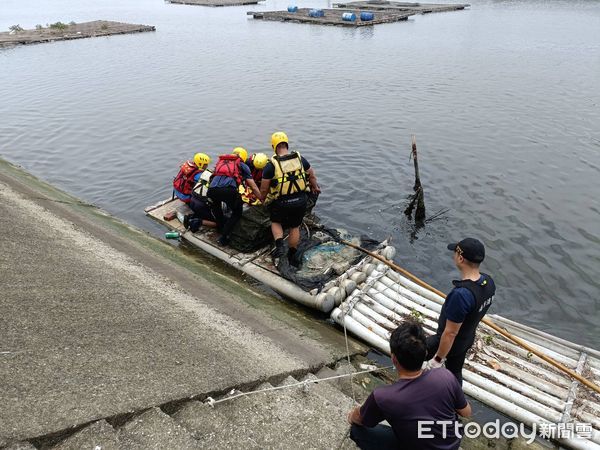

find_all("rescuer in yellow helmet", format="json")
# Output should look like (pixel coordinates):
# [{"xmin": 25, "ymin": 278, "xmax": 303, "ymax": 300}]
[
  {"xmin": 259, "ymin": 132, "xmax": 321, "ymax": 267},
  {"xmin": 173, "ymin": 152, "xmax": 211, "ymax": 203},
  {"xmin": 207, "ymin": 147, "xmax": 261, "ymax": 247},
  {"xmin": 247, "ymin": 152, "xmax": 269, "ymax": 184}
]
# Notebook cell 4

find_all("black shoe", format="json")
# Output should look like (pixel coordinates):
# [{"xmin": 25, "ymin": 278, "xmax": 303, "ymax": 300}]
[
  {"xmin": 288, "ymin": 248, "xmax": 302, "ymax": 268},
  {"xmin": 189, "ymin": 218, "xmax": 201, "ymax": 233},
  {"xmin": 272, "ymin": 239, "xmax": 285, "ymax": 265},
  {"xmin": 183, "ymin": 214, "xmax": 193, "ymax": 229},
  {"xmin": 217, "ymin": 236, "xmax": 230, "ymax": 247}
]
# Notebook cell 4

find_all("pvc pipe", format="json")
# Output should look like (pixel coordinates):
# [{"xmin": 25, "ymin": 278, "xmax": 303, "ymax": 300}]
[
  {"xmin": 184, "ymin": 233, "xmax": 334, "ymax": 312},
  {"xmin": 464, "ymin": 370, "xmax": 562, "ymax": 422},
  {"xmin": 358, "ymin": 295, "xmax": 439, "ymax": 337},
  {"xmin": 496, "ymin": 323, "xmax": 582, "ymax": 362},
  {"xmin": 487, "ymin": 334, "xmax": 581, "ymax": 371},
  {"xmin": 372, "ymin": 281, "xmax": 442, "ymax": 315},
  {"xmin": 354, "ymin": 303, "xmax": 397, "ymax": 331},
  {"xmin": 488, "ymin": 314, "xmax": 600, "ymax": 361},
  {"xmin": 367, "ymin": 287, "xmax": 440, "ymax": 321},
  {"xmin": 364, "ymin": 293, "xmax": 439, "ymax": 332},
  {"xmin": 475, "ymin": 352, "xmax": 569, "ymax": 398},
  {"xmin": 463, "ymin": 384, "xmax": 600, "ymax": 450},
  {"xmin": 485, "ymin": 346, "xmax": 571, "ymax": 389},
  {"xmin": 331, "ymin": 308, "xmax": 390, "ymax": 351},
  {"xmin": 377, "ymin": 277, "xmax": 443, "ymax": 313},
  {"xmin": 342, "ymin": 308, "xmax": 390, "ymax": 341},
  {"xmin": 360, "ymin": 295, "xmax": 407, "ymax": 324},
  {"xmin": 575, "ymin": 410, "xmax": 600, "ymax": 431},
  {"xmin": 331, "ymin": 308, "xmax": 600, "ymax": 448},
  {"xmin": 385, "ymin": 269, "xmax": 446, "ymax": 305},
  {"xmin": 465, "ymin": 372, "xmax": 600, "ymax": 446},
  {"xmin": 464, "ymin": 360, "xmax": 565, "ymax": 411}
]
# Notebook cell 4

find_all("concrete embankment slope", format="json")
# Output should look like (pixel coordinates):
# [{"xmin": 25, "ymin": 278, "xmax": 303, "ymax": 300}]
[{"xmin": 0, "ymin": 159, "xmax": 365, "ymax": 445}]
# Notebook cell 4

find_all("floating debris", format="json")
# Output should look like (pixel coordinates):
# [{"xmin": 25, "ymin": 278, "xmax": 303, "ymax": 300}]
[{"xmin": 0, "ymin": 21, "xmax": 155, "ymax": 48}]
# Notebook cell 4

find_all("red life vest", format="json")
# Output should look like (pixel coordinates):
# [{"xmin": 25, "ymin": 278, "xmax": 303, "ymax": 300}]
[
  {"xmin": 251, "ymin": 167, "xmax": 263, "ymax": 184},
  {"xmin": 173, "ymin": 160, "xmax": 199, "ymax": 196},
  {"xmin": 213, "ymin": 154, "xmax": 242, "ymax": 186}
]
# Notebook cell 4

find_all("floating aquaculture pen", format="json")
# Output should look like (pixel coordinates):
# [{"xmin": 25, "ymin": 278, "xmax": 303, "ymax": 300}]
[
  {"xmin": 332, "ymin": 1, "xmax": 470, "ymax": 14},
  {"xmin": 168, "ymin": 0, "xmax": 264, "ymax": 6},
  {"xmin": 247, "ymin": 8, "xmax": 413, "ymax": 27},
  {"xmin": 0, "ymin": 21, "xmax": 155, "ymax": 48},
  {"xmin": 247, "ymin": 2, "xmax": 469, "ymax": 27}
]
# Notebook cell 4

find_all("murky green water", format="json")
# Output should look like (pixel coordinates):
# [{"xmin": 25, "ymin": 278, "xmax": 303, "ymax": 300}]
[{"xmin": 1, "ymin": 0, "xmax": 599, "ymax": 346}]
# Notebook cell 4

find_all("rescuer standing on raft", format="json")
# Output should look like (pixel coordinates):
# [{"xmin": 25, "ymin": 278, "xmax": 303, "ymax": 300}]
[{"xmin": 259, "ymin": 132, "xmax": 320, "ymax": 267}]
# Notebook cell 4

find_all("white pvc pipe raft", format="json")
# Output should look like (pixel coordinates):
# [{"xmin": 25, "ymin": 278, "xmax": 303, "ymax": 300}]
[
  {"xmin": 147, "ymin": 199, "xmax": 600, "ymax": 448},
  {"xmin": 145, "ymin": 197, "xmax": 396, "ymax": 312},
  {"xmin": 332, "ymin": 264, "xmax": 600, "ymax": 450}
]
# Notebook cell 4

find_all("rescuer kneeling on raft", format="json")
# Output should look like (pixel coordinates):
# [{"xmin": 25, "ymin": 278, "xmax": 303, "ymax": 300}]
[
  {"xmin": 173, "ymin": 152, "xmax": 217, "ymax": 233},
  {"xmin": 208, "ymin": 147, "xmax": 261, "ymax": 247},
  {"xmin": 259, "ymin": 132, "xmax": 320, "ymax": 267},
  {"xmin": 172, "ymin": 152, "xmax": 211, "ymax": 203},
  {"xmin": 185, "ymin": 160, "xmax": 218, "ymax": 232}
]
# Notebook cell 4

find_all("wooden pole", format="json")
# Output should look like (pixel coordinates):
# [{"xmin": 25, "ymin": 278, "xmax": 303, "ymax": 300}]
[{"xmin": 338, "ymin": 238, "xmax": 600, "ymax": 395}]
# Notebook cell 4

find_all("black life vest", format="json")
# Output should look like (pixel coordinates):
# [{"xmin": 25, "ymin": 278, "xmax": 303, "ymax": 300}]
[
  {"xmin": 213, "ymin": 154, "xmax": 242, "ymax": 186},
  {"xmin": 173, "ymin": 160, "xmax": 199, "ymax": 196},
  {"xmin": 436, "ymin": 274, "xmax": 496, "ymax": 355}
]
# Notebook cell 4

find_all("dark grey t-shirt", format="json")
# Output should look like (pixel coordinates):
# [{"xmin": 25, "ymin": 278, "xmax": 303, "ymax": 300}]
[{"xmin": 360, "ymin": 368, "xmax": 467, "ymax": 450}]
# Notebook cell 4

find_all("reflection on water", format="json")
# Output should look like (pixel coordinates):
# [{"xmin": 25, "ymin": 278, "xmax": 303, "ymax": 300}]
[{"xmin": 1, "ymin": 0, "xmax": 599, "ymax": 346}]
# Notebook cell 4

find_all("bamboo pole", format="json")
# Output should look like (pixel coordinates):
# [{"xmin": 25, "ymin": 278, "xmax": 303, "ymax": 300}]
[{"xmin": 338, "ymin": 238, "xmax": 600, "ymax": 395}]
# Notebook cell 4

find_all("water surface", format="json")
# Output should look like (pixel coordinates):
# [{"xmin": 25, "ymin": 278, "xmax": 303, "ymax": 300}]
[{"xmin": 1, "ymin": 0, "xmax": 599, "ymax": 346}]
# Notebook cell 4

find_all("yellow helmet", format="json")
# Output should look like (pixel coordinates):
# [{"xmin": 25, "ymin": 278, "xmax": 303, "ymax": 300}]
[
  {"xmin": 271, "ymin": 132, "xmax": 289, "ymax": 153},
  {"xmin": 193, "ymin": 152, "xmax": 211, "ymax": 168},
  {"xmin": 252, "ymin": 152, "xmax": 269, "ymax": 169},
  {"xmin": 232, "ymin": 147, "xmax": 248, "ymax": 163}
]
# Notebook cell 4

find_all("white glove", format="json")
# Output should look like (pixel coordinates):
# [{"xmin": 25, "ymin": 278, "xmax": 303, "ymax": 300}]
[{"xmin": 425, "ymin": 357, "xmax": 444, "ymax": 370}]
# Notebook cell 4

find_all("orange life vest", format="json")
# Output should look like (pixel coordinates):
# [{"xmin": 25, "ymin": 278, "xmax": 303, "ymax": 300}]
[
  {"xmin": 213, "ymin": 154, "xmax": 242, "ymax": 186},
  {"xmin": 173, "ymin": 160, "xmax": 199, "ymax": 196}
]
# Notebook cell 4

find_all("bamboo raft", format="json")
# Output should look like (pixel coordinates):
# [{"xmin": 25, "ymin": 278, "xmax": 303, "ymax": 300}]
[
  {"xmin": 168, "ymin": 0, "xmax": 264, "ymax": 7},
  {"xmin": 247, "ymin": 9, "xmax": 414, "ymax": 27},
  {"xmin": 0, "ymin": 21, "xmax": 155, "ymax": 48},
  {"xmin": 332, "ymin": 264, "xmax": 600, "ymax": 449},
  {"xmin": 332, "ymin": 1, "xmax": 470, "ymax": 14}
]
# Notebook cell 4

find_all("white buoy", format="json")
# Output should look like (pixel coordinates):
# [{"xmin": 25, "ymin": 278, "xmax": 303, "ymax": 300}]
[
  {"xmin": 341, "ymin": 279, "xmax": 357, "ymax": 295},
  {"xmin": 327, "ymin": 286, "xmax": 345, "ymax": 306},
  {"xmin": 381, "ymin": 246, "xmax": 396, "ymax": 260}
]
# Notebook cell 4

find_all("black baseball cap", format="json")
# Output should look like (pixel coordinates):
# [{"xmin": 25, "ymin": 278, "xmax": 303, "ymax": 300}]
[{"xmin": 447, "ymin": 238, "xmax": 485, "ymax": 263}]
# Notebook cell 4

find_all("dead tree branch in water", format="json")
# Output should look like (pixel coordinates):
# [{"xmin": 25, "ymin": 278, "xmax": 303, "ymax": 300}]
[{"xmin": 404, "ymin": 135, "xmax": 426, "ymax": 223}]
